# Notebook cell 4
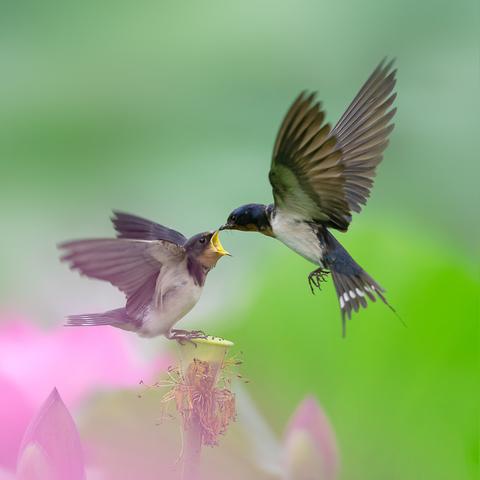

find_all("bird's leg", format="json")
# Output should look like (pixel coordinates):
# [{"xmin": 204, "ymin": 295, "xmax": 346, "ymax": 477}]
[
  {"xmin": 308, "ymin": 268, "xmax": 330, "ymax": 294},
  {"xmin": 167, "ymin": 329, "xmax": 208, "ymax": 346}
]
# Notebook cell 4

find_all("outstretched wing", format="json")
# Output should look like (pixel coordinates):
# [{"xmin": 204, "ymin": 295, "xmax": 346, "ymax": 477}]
[
  {"xmin": 269, "ymin": 91, "xmax": 348, "ymax": 229},
  {"xmin": 269, "ymin": 59, "xmax": 397, "ymax": 231},
  {"xmin": 330, "ymin": 59, "xmax": 397, "ymax": 215},
  {"xmin": 59, "ymin": 238, "xmax": 185, "ymax": 319},
  {"xmin": 112, "ymin": 211, "xmax": 187, "ymax": 245}
]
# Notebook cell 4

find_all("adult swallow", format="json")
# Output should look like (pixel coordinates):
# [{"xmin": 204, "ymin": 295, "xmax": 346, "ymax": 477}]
[
  {"xmin": 59, "ymin": 211, "xmax": 230, "ymax": 341},
  {"xmin": 222, "ymin": 60, "xmax": 397, "ymax": 333}
]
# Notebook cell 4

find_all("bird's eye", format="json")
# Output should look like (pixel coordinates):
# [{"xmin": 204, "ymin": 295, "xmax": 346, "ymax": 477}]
[
  {"xmin": 199, "ymin": 237, "xmax": 206, "ymax": 244},
  {"xmin": 230, "ymin": 215, "xmax": 236, "ymax": 222}
]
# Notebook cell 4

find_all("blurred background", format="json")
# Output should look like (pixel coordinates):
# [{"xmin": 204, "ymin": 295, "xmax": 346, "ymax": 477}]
[{"xmin": 0, "ymin": 0, "xmax": 477, "ymax": 479}]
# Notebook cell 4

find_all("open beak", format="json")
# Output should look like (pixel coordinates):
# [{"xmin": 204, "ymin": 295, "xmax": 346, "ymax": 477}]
[{"xmin": 210, "ymin": 230, "xmax": 231, "ymax": 256}]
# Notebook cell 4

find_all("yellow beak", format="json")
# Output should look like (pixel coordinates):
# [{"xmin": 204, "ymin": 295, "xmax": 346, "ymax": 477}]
[{"xmin": 210, "ymin": 230, "xmax": 231, "ymax": 256}]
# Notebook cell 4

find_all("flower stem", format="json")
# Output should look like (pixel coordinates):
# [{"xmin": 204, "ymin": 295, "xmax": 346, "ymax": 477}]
[
  {"xmin": 181, "ymin": 412, "xmax": 202, "ymax": 480},
  {"xmin": 176, "ymin": 336, "xmax": 235, "ymax": 480}
]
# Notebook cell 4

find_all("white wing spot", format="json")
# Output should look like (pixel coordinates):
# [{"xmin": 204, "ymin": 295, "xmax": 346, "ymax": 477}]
[
  {"xmin": 343, "ymin": 292, "xmax": 350, "ymax": 303},
  {"xmin": 349, "ymin": 290, "xmax": 356, "ymax": 299},
  {"xmin": 356, "ymin": 288, "xmax": 365, "ymax": 297},
  {"xmin": 340, "ymin": 297, "xmax": 345, "ymax": 309},
  {"xmin": 370, "ymin": 284, "xmax": 376, "ymax": 290}
]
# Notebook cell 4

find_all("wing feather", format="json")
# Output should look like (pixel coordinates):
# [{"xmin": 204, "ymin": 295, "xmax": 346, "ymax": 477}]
[
  {"xmin": 59, "ymin": 238, "xmax": 185, "ymax": 319},
  {"xmin": 331, "ymin": 60, "xmax": 397, "ymax": 215},
  {"xmin": 269, "ymin": 59, "xmax": 397, "ymax": 230},
  {"xmin": 112, "ymin": 211, "xmax": 187, "ymax": 245}
]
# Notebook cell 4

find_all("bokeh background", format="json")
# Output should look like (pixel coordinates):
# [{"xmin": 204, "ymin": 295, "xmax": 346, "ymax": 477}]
[{"xmin": 0, "ymin": 1, "xmax": 477, "ymax": 479}]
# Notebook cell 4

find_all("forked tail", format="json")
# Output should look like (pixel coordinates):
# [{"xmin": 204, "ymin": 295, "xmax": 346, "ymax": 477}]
[{"xmin": 321, "ymin": 230, "xmax": 396, "ymax": 335}]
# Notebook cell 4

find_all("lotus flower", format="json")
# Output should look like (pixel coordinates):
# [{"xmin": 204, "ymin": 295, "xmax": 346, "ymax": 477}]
[
  {"xmin": 237, "ymin": 387, "xmax": 339, "ymax": 480},
  {"xmin": 283, "ymin": 396, "xmax": 339, "ymax": 480},
  {"xmin": 0, "ymin": 314, "xmax": 171, "ymax": 473},
  {"xmin": 16, "ymin": 388, "xmax": 86, "ymax": 480}
]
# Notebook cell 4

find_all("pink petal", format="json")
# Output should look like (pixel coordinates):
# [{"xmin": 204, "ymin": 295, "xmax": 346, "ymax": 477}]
[
  {"xmin": 284, "ymin": 396, "xmax": 339, "ymax": 480},
  {"xmin": 0, "ymin": 314, "xmax": 171, "ymax": 409},
  {"xmin": 0, "ymin": 375, "xmax": 35, "ymax": 470},
  {"xmin": 17, "ymin": 388, "xmax": 86, "ymax": 480},
  {"xmin": 0, "ymin": 467, "xmax": 15, "ymax": 480}
]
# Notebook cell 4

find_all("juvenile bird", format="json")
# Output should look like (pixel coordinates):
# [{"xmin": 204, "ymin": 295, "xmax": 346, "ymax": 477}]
[
  {"xmin": 59, "ymin": 211, "xmax": 230, "ymax": 341},
  {"xmin": 221, "ymin": 60, "xmax": 397, "ymax": 333}
]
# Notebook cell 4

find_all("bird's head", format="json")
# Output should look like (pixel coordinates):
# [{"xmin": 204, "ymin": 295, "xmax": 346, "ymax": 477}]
[
  {"xmin": 221, "ymin": 203, "xmax": 273, "ymax": 236},
  {"xmin": 185, "ymin": 230, "xmax": 230, "ymax": 268}
]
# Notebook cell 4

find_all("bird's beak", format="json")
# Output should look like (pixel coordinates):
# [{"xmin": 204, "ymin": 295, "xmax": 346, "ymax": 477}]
[
  {"xmin": 219, "ymin": 223, "xmax": 230, "ymax": 231},
  {"xmin": 210, "ymin": 230, "xmax": 231, "ymax": 256}
]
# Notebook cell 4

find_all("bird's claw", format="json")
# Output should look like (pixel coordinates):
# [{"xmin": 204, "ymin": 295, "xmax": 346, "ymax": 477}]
[
  {"xmin": 167, "ymin": 329, "xmax": 208, "ymax": 347},
  {"xmin": 308, "ymin": 268, "xmax": 330, "ymax": 294}
]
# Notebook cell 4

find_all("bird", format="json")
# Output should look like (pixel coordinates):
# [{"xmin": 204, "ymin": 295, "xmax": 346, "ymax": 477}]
[
  {"xmin": 59, "ymin": 211, "xmax": 230, "ymax": 341},
  {"xmin": 221, "ymin": 59, "xmax": 397, "ymax": 333}
]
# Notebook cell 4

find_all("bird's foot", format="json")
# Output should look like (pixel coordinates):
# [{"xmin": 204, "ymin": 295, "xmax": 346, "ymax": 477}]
[
  {"xmin": 167, "ymin": 329, "xmax": 208, "ymax": 346},
  {"xmin": 308, "ymin": 268, "xmax": 330, "ymax": 294}
]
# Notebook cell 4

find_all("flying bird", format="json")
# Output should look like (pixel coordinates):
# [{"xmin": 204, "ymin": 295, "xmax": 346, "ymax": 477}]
[
  {"xmin": 221, "ymin": 60, "xmax": 397, "ymax": 333},
  {"xmin": 59, "ymin": 211, "xmax": 230, "ymax": 341}
]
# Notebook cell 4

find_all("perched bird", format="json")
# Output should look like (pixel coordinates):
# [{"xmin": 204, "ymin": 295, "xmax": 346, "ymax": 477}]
[
  {"xmin": 221, "ymin": 60, "xmax": 397, "ymax": 333},
  {"xmin": 59, "ymin": 211, "xmax": 230, "ymax": 341}
]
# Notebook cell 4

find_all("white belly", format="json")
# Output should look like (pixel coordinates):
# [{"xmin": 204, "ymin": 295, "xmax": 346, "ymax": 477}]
[
  {"xmin": 139, "ymin": 263, "xmax": 203, "ymax": 337},
  {"xmin": 271, "ymin": 211, "xmax": 323, "ymax": 265}
]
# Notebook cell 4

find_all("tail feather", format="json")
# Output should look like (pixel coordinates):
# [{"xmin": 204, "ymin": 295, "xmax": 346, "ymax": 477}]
[
  {"xmin": 321, "ymin": 229, "xmax": 396, "ymax": 335},
  {"xmin": 66, "ymin": 308, "xmax": 130, "ymax": 328},
  {"xmin": 330, "ymin": 268, "xmax": 389, "ymax": 325}
]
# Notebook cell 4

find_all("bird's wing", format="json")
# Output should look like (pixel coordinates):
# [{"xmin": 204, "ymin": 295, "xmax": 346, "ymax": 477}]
[
  {"xmin": 112, "ymin": 211, "xmax": 187, "ymax": 245},
  {"xmin": 269, "ymin": 60, "xmax": 396, "ymax": 231},
  {"xmin": 59, "ymin": 238, "xmax": 186, "ymax": 319},
  {"xmin": 330, "ymin": 59, "xmax": 397, "ymax": 216}
]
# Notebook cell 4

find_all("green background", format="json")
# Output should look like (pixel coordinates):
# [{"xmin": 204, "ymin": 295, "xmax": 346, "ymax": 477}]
[{"xmin": 0, "ymin": 1, "xmax": 477, "ymax": 479}]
